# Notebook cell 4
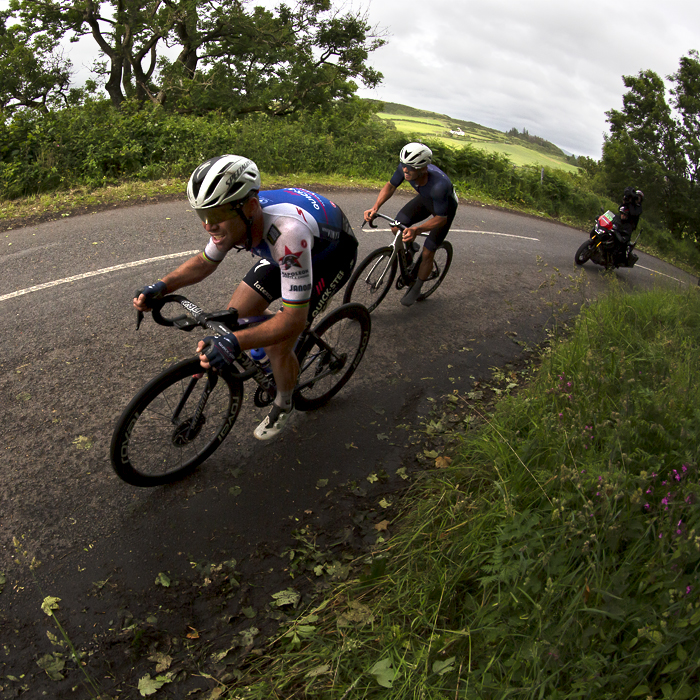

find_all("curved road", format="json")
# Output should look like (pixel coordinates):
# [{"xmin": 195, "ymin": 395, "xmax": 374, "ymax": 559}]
[{"xmin": 0, "ymin": 190, "xmax": 695, "ymax": 693}]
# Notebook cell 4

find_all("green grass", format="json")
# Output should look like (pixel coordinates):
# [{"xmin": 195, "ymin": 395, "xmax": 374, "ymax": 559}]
[
  {"xmin": 221, "ymin": 280, "xmax": 700, "ymax": 699},
  {"xmin": 376, "ymin": 111, "xmax": 580, "ymax": 173}
]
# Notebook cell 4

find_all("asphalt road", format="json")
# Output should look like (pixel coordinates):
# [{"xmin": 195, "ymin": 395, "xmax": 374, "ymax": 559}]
[{"xmin": 0, "ymin": 190, "xmax": 696, "ymax": 694}]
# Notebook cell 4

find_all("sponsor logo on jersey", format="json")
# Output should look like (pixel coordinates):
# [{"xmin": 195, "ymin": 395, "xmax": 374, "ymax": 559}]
[
  {"xmin": 253, "ymin": 280, "xmax": 273, "ymax": 301},
  {"xmin": 312, "ymin": 269, "xmax": 345, "ymax": 318},
  {"xmin": 287, "ymin": 188, "xmax": 321, "ymax": 212},
  {"xmin": 267, "ymin": 224, "xmax": 281, "ymax": 245},
  {"xmin": 290, "ymin": 283, "xmax": 312, "ymax": 292},
  {"xmin": 279, "ymin": 246, "xmax": 303, "ymax": 270}
]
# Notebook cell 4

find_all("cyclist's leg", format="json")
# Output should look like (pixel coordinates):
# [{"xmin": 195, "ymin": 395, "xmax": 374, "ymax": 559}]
[
  {"xmin": 238, "ymin": 261, "xmax": 301, "ymax": 439},
  {"xmin": 395, "ymin": 195, "xmax": 431, "ymax": 230},
  {"xmin": 416, "ymin": 200, "xmax": 456, "ymax": 279},
  {"xmin": 396, "ymin": 196, "xmax": 432, "ymax": 275},
  {"xmin": 401, "ymin": 201, "xmax": 456, "ymax": 306}
]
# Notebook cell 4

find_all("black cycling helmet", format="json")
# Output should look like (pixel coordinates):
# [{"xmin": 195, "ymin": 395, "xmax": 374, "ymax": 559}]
[{"xmin": 623, "ymin": 186, "xmax": 636, "ymax": 202}]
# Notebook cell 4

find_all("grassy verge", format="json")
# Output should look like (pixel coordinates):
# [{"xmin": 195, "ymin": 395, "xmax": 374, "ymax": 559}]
[
  {"xmin": 223, "ymin": 281, "xmax": 700, "ymax": 699},
  {"xmin": 0, "ymin": 173, "xmax": 383, "ymax": 230}
]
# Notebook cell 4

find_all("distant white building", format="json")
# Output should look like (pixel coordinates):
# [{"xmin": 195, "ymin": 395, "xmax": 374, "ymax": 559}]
[{"xmin": 450, "ymin": 128, "xmax": 465, "ymax": 136}]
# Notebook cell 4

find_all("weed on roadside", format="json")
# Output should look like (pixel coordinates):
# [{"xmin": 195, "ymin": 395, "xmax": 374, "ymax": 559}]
[{"xmin": 218, "ymin": 283, "xmax": 700, "ymax": 699}]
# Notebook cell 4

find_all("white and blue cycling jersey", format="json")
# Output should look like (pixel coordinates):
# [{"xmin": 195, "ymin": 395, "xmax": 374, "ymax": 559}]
[{"xmin": 203, "ymin": 188, "xmax": 355, "ymax": 310}]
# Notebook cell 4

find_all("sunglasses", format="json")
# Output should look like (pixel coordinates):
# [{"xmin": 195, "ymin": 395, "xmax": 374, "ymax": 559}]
[
  {"xmin": 195, "ymin": 203, "xmax": 239, "ymax": 225},
  {"xmin": 401, "ymin": 164, "xmax": 418, "ymax": 173}
]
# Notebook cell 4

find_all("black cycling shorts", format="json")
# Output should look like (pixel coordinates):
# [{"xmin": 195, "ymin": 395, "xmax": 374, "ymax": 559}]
[
  {"xmin": 396, "ymin": 194, "xmax": 458, "ymax": 251},
  {"xmin": 242, "ymin": 233, "xmax": 358, "ymax": 320}
]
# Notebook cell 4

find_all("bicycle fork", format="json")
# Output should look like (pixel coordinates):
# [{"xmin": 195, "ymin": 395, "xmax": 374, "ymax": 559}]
[{"xmin": 170, "ymin": 372, "xmax": 219, "ymax": 444}]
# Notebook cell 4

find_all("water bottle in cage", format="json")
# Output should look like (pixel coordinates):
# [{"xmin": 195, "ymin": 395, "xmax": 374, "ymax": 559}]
[{"xmin": 250, "ymin": 347, "xmax": 272, "ymax": 373}]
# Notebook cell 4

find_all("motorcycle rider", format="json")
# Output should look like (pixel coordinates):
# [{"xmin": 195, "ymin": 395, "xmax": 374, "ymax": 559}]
[
  {"xmin": 611, "ymin": 205, "xmax": 637, "ymax": 267},
  {"xmin": 621, "ymin": 186, "xmax": 644, "ymax": 231}
]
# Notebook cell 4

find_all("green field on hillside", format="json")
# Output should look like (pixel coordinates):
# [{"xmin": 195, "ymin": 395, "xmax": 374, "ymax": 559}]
[{"xmin": 376, "ymin": 105, "xmax": 580, "ymax": 173}]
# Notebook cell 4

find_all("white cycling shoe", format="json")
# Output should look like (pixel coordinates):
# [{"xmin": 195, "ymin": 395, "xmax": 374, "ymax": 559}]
[{"xmin": 254, "ymin": 404, "xmax": 294, "ymax": 441}]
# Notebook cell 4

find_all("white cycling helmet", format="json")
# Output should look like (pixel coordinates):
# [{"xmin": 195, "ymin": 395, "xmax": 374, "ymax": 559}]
[
  {"xmin": 399, "ymin": 142, "xmax": 432, "ymax": 169},
  {"xmin": 187, "ymin": 155, "xmax": 261, "ymax": 210}
]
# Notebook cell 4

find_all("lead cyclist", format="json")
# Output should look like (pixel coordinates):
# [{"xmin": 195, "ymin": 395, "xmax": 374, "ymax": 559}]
[
  {"xmin": 364, "ymin": 142, "xmax": 458, "ymax": 306},
  {"xmin": 134, "ymin": 155, "xmax": 358, "ymax": 441}
]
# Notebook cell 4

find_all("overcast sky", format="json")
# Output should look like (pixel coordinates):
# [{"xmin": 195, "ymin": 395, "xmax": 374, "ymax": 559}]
[
  {"xmin": 354, "ymin": 0, "xmax": 700, "ymax": 158},
  {"xmin": 3, "ymin": 0, "xmax": 697, "ymax": 159}
]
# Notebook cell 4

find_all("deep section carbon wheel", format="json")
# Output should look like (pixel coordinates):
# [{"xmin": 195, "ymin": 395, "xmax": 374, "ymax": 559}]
[
  {"xmin": 294, "ymin": 303, "xmax": 371, "ymax": 411},
  {"xmin": 110, "ymin": 357, "xmax": 243, "ymax": 486}
]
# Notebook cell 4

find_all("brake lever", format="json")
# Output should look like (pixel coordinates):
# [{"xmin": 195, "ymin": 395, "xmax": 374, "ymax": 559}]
[{"xmin": 136, "ymin": 309, "xmax": 144, "ymax": 331}]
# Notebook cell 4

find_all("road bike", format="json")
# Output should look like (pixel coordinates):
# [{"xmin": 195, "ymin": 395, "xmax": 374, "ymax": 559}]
[
  {"xmin": 110, "ymin": 295, "xmax": 371, "ymax": 487},
  {"xmin": 342, "ymin": 212, "xmax": 453, "ymax": 313}
]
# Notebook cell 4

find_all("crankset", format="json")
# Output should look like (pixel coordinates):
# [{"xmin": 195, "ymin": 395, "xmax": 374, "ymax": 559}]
[{"xmin": 254, "ymin": 385, "xmax": 276, "ymax": 407}]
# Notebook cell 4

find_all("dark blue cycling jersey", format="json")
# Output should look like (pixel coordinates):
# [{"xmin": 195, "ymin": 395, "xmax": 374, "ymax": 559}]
[{"xmin": 390, "ymin": 164, "xmax": 457, "ymax": 216}]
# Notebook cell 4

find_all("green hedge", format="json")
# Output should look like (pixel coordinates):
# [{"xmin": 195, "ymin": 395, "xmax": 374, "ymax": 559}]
[{"xmin": 0, "ymin": 98, "xmax": 604, "ymax": 229}]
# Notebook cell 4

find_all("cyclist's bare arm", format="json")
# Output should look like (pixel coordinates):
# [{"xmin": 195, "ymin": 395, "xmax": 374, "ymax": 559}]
[
  {"xmin": 364, "ymin": 182, "xmax": 397, "ymax": 222},
  {"xmin": 133, "ymin": 253, "xmax": 218, "ymax": 312}
]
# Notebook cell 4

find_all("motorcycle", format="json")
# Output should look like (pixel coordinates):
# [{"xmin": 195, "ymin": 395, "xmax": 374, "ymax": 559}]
[{"xmin": 574, "ymin": 209, "xmax": 639, "ymax": 270}]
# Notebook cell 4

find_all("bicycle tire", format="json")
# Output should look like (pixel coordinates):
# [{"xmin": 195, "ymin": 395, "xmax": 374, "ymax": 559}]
[
  {"xmin": 342, "ymin": 246, "xmax": 397, "ymax": 313},
  {"xmin": 294, "ymin": 303, "xmax": 371, "ymax": 411},
  {"xmin": 418, "ymin": 241, "xmax": 453, "ymax": 301},
  {"xmin": 110, "ymin": 357, "xmax": 243, "ymax": 486}
]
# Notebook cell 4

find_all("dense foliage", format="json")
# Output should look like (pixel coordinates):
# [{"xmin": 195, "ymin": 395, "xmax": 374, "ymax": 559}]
[
  {"xmin": 5, "ymin": 0, "xmax": 384, "ymax": 115},
  {"xmin": 602, "ymin": 50, "xmax": 700, "ymax": 243},
  {"xmin": 0, "ymin": 96, "xmax": 603, "ymax": 225}
]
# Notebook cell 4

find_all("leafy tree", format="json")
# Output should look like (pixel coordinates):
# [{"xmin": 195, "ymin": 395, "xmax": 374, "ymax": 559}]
[
  {"xmin": 8, "ymin": 0, "xmax": 385, "ymax": 114},
  {"xmin": 0, "ymin": 10, "xmax": 74, "ymax": 115},
  {"xmin": 603, "ymin": 52, "xmax": 700, "ymax": 240}
]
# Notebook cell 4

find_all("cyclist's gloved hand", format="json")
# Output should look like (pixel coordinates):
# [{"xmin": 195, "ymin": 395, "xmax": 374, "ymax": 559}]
[
  {"xmin": 135, "ymin": 280, "xmax": 167, "ymax": 307},
  {"xmin": 201, "ymin": 333, "xmax": 241, "ymax": 371}
]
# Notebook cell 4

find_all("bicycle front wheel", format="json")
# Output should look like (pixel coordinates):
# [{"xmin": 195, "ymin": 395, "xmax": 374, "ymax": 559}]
[
  {"xmin": 342, "ymin": 246, "xmax": 397, "ymax": 313},
  {"xmin": 418, "ymin": 241, "xmax": 453, "ymax": 301},
  {"xmin": 294, "ymin": 303, "xmax": 371, "ymax": 411},
  {"xmin": 110, "ymin": 358, "xmax": 243, "ymax": 486}
]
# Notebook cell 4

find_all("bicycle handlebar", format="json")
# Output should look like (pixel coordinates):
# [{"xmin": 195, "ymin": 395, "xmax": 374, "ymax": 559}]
[
  {"xmin": 362, "ymin": 212, "xmax": 406, "ymax": 230},
  {"xmin": 137, "ymin": 294, "xmax": 269, "ymax": 336},
  {"xmin": 135, "ymin": 294, "xmax": 272, "ymax": 380}
]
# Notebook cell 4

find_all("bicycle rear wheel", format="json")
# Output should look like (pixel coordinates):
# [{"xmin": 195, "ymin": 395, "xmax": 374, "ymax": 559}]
[
  {"xmin": 342, "ymin": 246, "xmax": 397, "ymax": 313},
  {"xmin": 110, "ymin": 358, "xmax": 243, "ymax": 486},
  {"xmin": 294, "ymin": 303, "xmax": 371, "ymax": 411},
  {"xmin": 418, "ymin": 241, "xmax": 453, "ymax": 301}
]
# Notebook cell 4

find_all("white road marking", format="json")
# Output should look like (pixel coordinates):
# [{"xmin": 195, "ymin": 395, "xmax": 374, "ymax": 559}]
[
  {"xmin": 458, "ymin": 229, "xmax": 540, "ymax": 241},
  {"xmin": 0, "ymin": 250, "xmax": 200, "ymax": 303},
  {"xmin": 371, "ymin": 227, "xmax": 539, "ymax": 241},
  {"xmin": 636, "ymin": 265, "xmax": 686, "ymax": 283}
]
